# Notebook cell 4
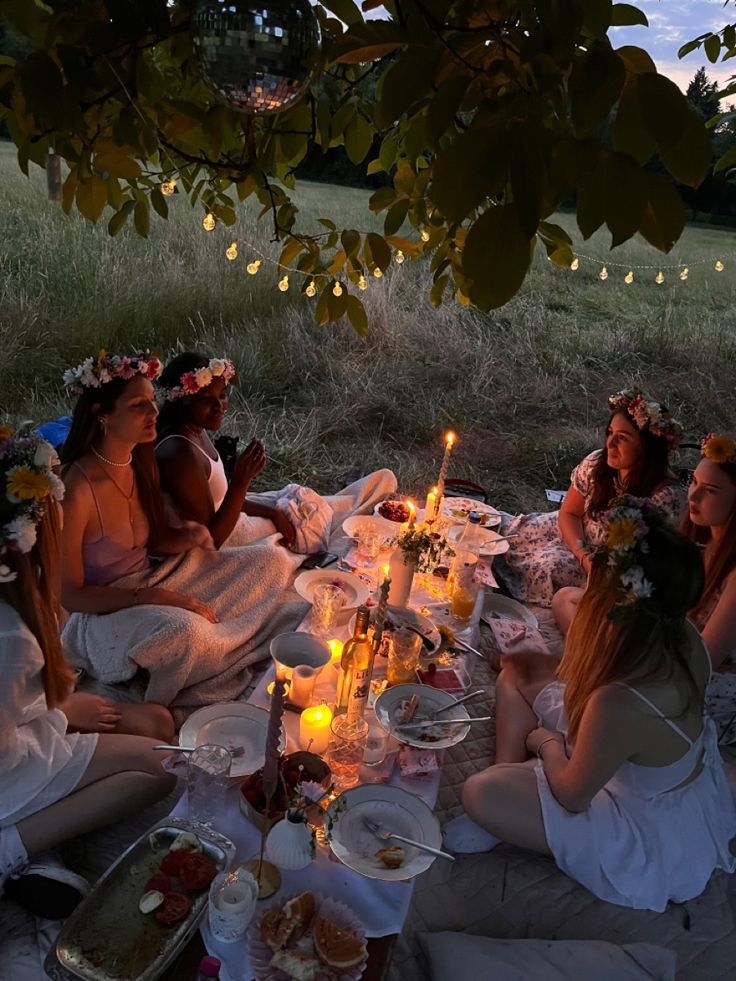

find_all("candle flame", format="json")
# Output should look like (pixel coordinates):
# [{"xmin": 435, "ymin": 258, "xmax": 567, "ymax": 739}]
[
  {"xmin": 432, "ymin": 486, "xmax": 438, "ymax": 494},
  {"xmin": 446, "ymin": 431, "xmax": 455, "ymax": 446}
]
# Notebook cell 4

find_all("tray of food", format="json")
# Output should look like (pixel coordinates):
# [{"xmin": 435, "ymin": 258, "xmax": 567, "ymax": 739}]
[{"xmin": 51, "ymin": 819, "xmax": 234, "ymax": 981}]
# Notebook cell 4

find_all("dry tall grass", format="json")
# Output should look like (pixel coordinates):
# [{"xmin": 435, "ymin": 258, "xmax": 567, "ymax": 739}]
[{"xmin": 1, "ymin": 142, "xmax": 735, "ymax": 511}]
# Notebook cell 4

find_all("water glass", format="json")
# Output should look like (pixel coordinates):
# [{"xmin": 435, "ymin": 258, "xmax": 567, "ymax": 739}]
[
  {"xmin": 312, "ymin": 582, "xmax": 346, "ymax": 636},
  {"xmin": 356, "ymin": 525, "xmax": 381, "ymax": 566},
  {"xmin": 386, "ymin": 628, "xmax": 423, "ymax": 686},
  {"xmin": 186, "ymin": 744, "xmax": 232, "ymax": 827},
  {"xmin": 363, "ymin": 717, "xmax": 389, "ymax": 766},
  {"xmin": 326, "ymin": 715, "xmax": 369, "ymax": 790}
]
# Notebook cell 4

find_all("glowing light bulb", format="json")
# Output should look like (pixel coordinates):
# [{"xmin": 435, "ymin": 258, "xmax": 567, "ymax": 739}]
[
  {"xmin": 161, "ymin": 180, "xmax": 176, "ymax": 197},
  {"xmin": 679, "ymin": 267, "xmax": 689, "ymax": 281},
  {"xmin": 715, "ymin": 259, "xmax": 724, "ymax": 272},
  {"xmin": 599, "ymin": 266, "xmax": 608, "ymax": 281},
  {"xmin": 624, "ymin": 270, "xmax": 634, "ymax": 284},
  {"xmin": 225, "ymin": 242, "xmax": 238, "ymax": 261},
  {"xmin": 655, "ymin": 271, "xmax": 664, "ymax": 284},
  {"xmin": 570, "ymin": 258, "xmax": 579, "ymax": 271},
  {"xmin": 332, "ymin": 282, "xmax": 343, "ymax": 297},
  {"xmin": 372, "ymin": 267, "xmax": 383, "ymax": 278},
  {"xmin": 246, "ymin": 260, "xmax": 261, "ymax": 275},
  {"xmin": 358, "ymin": 275, "xmax": 367, "ymax": 290},
  {"xmin": 421, "ymin": 229, "xmax": 430, "ymax": 242},
  {"xmin": 395, "ymin": 250, "xmax": 405, "ymax": 264},
  {"xmin": 305, "ymin": 280, "xmax": 316, "ymax": 298},
  {"xmin": 278, "ymin": 275, "xmax": 289, "ymax": 292},
  {"xmin": 202, "ymin": 213, "xmax": 216, "ymax": 232}
]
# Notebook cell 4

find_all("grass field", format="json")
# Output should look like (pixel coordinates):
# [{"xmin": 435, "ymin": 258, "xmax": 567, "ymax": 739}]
[{"xmin": 1, "ymin": 141, "xmax": 736, "ymax": 512}]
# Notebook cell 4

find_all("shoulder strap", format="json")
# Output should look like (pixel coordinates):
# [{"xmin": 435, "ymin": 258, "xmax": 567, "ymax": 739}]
[
  {"xmin": 72, "ymin": 462, "xmax": 106, "ymax": 537},
  {"xmin": 618, "ymin": 683, "xmax": 694, "ymax": 747},
  {"xmin": 156, "ymin": 433, "xmax": 214, "ymax": 468}
]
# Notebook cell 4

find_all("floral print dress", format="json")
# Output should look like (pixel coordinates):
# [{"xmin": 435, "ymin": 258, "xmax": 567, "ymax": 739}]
[
  {"xmin": 692, "ymin": 582, "xmax": 736, "ymax": 745},
  {"xmin": 495, "ymin": 450, "xmax": 687, "ymax": 607}
]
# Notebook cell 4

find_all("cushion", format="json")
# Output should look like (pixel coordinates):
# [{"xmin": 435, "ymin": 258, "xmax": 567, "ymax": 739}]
[{"xmin": 416, "ymin": 933, "xmax": 676, "ymax": 981}]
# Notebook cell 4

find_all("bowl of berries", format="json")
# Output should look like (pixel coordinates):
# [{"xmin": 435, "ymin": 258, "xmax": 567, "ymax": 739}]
[
  {"xmin": 374, "ymin": 498, "xmax": 412, "ymax": 523},
  {"xmin": 239, "ymin": 752, "xmax": 331, "ymax": 834}
]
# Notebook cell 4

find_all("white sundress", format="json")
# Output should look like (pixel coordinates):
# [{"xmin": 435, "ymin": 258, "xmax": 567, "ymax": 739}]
[{"xmin": 532, "ymin": 671, "xmax": 736, "ymax": 912}]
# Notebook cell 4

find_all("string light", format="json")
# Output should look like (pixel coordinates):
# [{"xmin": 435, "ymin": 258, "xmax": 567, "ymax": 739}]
[
  {"xmin": 358, "ymin": 274, "xmax": 367, "ymax": 290},
  {"xmin": 372, "ymin": 267, "xmax": 383, "ymax": 278},
  {"xmin": 278, "ymin": 275, "xmax": 289, "ymax": 292},
  {"xmin": 246, "ymin": 260, "xmax": 261, "ymax": 275},
  {"xmin": 161, "ymin": 180, "xmax": 177, "ymax": 196},
  {"xmin": 203, "ymin": 213, "xmax": 216, "ymax": 232},
  {"xmin": 624, "ymin": 270, "xmax": 634, "ymax": 284},
  {"xmin": 655, "ymin": 271, "xmax": 664, "ymax": 284},
  {"xmin": 395, "ymin": 250, "xmax": 405, "ymax": 264},
  {"xmin": 421, "ymin": 229, "xmax": 430, "ymax": 242},
  {"xmin": 305, "ymin": 280, "xmax": 316, "ymax": 297},
  {"xmin": 225, "ymin": 242, "xmax": 238, "ymax": 261},
  {"xmin": 599, "ymin": 266, "xmax": 608, "ymax": 281},
  {"xmin": 715, "ymin": 260, "xmax": 725, "ymax": 272},
  {"xmin": 332, "ymin": 281, "xmax": 343, "ymax": 297},
  {"xmin": 680, "ymin": 267, "xmax": 689, "ymax": 281},
  {"xmin": 570, "ymin": 258, "xmax": 579, "ymax": 271}
]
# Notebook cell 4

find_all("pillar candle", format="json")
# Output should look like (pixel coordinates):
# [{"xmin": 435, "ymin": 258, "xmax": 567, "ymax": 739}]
[
  {"xmin": 299, "ymin": 704, "xmax": 332, "ymax": 754},
  {"xmin": 424, "ymin": 486, "xmax": 438, "ymax": 519},
  {"xmin": 290, "ymin": 665, "xmax": 316, "ymax": 709},
  {"xmin": 436, "ymin": 431, "xmax": 456, "ymax": 499}
]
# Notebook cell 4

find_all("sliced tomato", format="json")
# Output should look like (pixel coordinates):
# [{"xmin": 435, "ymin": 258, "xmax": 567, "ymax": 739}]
[
  {"xmin": 145, "ymin": 871, "xmax": 172, "ymax": 894},
  {"xmin": 160, "ymin": 850, "xmax": 189, "ymax": 876},
  {"xmin": 178, "ymin": 853, "xmax": 217, "ymax": 893},
  {"xmin": 154, "ymin": 891, "xmax": 191, "ymax": 926}
]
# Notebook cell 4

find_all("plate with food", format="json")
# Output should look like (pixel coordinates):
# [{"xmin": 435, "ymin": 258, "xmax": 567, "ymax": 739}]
[
  {"xmin": 179, "ymin": 703, "xmax": 286, "ymax": 778},
  {"xmin": 373, "ymin": 498, "xmax": 413, "ymax": 523},
  {"xmin": 442, "ymin": 498, "xmax": 502, "ymax": 527},
  {"xmin": 342, "ymin": 514, "xmax": 396, "ymax": 548},
  {"xmin": 447, "ymin": 524, "xmax": 510, "ymax": 557},
  {"xmin": 326, "ymin": 784, "xmax": 443, "ymax": 881},
  {"xmin": 248, "ymin": 890, "xmax": 368, "ymax": 981},
  {"xmin": 294, "ymin": 569, "xmax": 371, "ymax": 610},
  {"xmin": 374, "ymin": 683, "xmax": 471, "ymax": 750},
  {"xmin": 484, "ymin": 593, "xmax": 539, "ymax": 628},
  {"xmin": 348, "ymin": 604, "xmax": 441, "ymax": 654}
]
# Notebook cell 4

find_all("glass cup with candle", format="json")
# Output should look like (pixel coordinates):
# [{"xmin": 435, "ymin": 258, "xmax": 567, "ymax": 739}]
[
  {"xmin": 386, "ymin": 628, "xmax": 423, "ymax": 686},
  {"xmin": 311, "ymin": 582, "xmax": 346, "ymax": 637},
  {"xmin": 326, "ymin": 715, "xmax": 369, "ymax": 790},
  {"xmin": 299, "ymin": 703, "xmax": 332, "ymax": 755},
  {"xmin": 208, "ymin": 867, "xmax": 258, "ymax": 942},
  {"xmin": 186, "ymin": 744, "xmax": 232, "ymax": 827}
]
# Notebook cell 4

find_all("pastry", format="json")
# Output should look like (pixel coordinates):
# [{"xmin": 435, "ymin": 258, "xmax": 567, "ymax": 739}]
[
  {"xmin": 313, "ymin": 914, "xmax": 368, "ymax": 970},
  {"xmin": 400, "ymin": 694, "xmax": 420, "ymax": 724},
  {"xmin": 375, "ymin": 845, "xmax": 405, "ymax": 869},
  {"xmin": 270, "ymin": 948, "xmax": 321, "ymax": 981},
  {"xmin": 260, "ymin": 908, "xmax": 293, "ymax": 952},
  {"xmin": 282, "ymin": 891, "xmax": 316, "ymax": 940}
]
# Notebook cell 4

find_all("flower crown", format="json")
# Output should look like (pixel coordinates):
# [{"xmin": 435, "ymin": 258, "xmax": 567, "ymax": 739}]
[
  {"xmin": 0, "ymin": 428, "xmax": 64, "ymax": 582},
  {"xmin": 158, "ymin": 357, "xmax": 237, "ymax": 401},
  {"xmin": 608, "ymin": 388, "xmax": 683, "ymax": 449},
  {"xmin": 63, "ymin": 351, "xmax": 162, "ymax": 394},
  {"xmin": 701, "ymin": 433, "xmax": 736, "ymax": 465}
]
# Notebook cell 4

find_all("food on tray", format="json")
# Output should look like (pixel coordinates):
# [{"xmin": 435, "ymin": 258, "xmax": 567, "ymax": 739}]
[
  {"xmin": 154, "ymin": 891, "xmax": 191, "ymax": 926},
  {"xmin": 168, "ymin": 831, "xmax": 202, "ymax": 853},
  {"xmin": 400, "ymin": 694, "xmax": 420, "ymax": 724},
  {"xmin": 138, "ymin": 889, "xmax": 165, "ymax": 914},
  {"xmin": 261, "ymin": 891, "xmax": 316, "ymax": 952},
  {"xmin": 395, "ymin": 696, "xmax": 464, "ymax": 743},
  {"xmin": 270, "ymin": 948, "xmax": 321, "ymax": 981},
  {"xmin": 145, "ymin": 870, "xmax": 172, "ymax": 893},
  {"xmin": 177, "ymin": 852, "xmax": 217, "ymax": 892},
  {"xmin": 375, "ymin": 845, "xmax": 405, "ymax": 869},
  {"xmin": 312, "ymin": 914, "xmax": 368, "ymax": 970},
  {"xmin": 378, "ymin": 499, "xmax": 411, "ymax": 522},
  {"xmin": 160, "ymin": 848, "xmax": 191, "ymax": 876},
  {"xmin": 138, "ymin": 833, "xmax": 216, "ymax": 928}
]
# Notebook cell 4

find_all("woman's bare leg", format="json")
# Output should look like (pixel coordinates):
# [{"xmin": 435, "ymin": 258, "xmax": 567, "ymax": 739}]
[
  {"xmin": 551, "ymin": 586, "xmax": 583, "ymax": 636},
  {"xmin": 462, "ymin": 761, "xmax": 550, "ymax": 854},
  {"xmin": 111, "ymin": 703, "xmax": 175, "ymax": 742},
  {"xmin": 495, "ymin": 653, "xmax": 557, "ymax": 764}
]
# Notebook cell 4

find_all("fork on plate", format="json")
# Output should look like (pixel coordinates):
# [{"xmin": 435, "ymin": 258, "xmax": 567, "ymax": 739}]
[{"xmin": 362, "ymin": 817, "xmax": 455, "ymax": 862}]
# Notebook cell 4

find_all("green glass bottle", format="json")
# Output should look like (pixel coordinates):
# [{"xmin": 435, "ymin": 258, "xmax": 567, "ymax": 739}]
[{"xmin": 334, "ymin": 606, "xmax": 372, "ymax": 719}]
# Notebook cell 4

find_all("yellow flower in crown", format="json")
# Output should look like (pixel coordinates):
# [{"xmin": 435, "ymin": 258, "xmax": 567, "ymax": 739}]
[
  {"xmin": 6, "ymin": 466, "xmax": 52, "ymax": 502},
  {"xmin": 701, "ymin": 433, "xmax": 736, "ymax": 465},
  {"xmin": 606, "ymin": 516, "xmax": 639, "ymax": 551},
  {"xmin": 0, "ymin": 426, "xmax": 13, "ymax": 443}
]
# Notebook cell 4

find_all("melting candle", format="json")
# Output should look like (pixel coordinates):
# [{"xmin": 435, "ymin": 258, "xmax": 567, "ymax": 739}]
[{"xmin": 299, "ymin": 704, "xmax": 332, "ymax": 755}]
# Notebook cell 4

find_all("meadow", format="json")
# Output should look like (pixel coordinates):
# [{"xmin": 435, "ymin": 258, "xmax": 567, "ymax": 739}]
[{"xmin": 1, "ymin": 140, "xmax": 736, "ymax": 512}]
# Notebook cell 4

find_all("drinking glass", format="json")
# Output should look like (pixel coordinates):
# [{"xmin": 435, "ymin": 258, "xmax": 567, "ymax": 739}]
[
  {"xmin": 312, "ymin": 582, "xmax": 346, "ymax": 636},
  {"xmin": 186, "ymin": 744, "xmax": 232, "ymax": 827},
  {"xmin": 386, "ymin": 628, "xmax": 423, "ymax": 686},
  {"xmin": 451, "ymin": 579, "xmax": 480, "ymax": 622},
  {"xmin": 326, "ymin": 715, "xmax": 369, "ymax": 790},
  {"xmin": 363, "ymin": 717, "xmax": 389, "ymax": 766},
  {"xmin": 356, "ymin": 525, "xmax": 381, "ymax": 566}
]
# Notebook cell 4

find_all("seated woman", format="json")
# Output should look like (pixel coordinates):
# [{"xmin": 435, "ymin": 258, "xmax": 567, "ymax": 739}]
[
  {"xmin": 682, "ymin": 433, "xmax": 736, "ymax": 743},
  {"xmin": 155, "ymin": 351, "xmax": 398, "ymax": 552},
  {"xmin": 444, "ymin": 499, "xmax": 736, "ymax": 911},
  {"xmin": 59, "ymin": 352, "xmax": 300, "ymax": 713},
  {"xmin": 0, "ymin": 430, "xmax": 176, "ymax": 918},
  {"xmin": 496, "ymin": 388, "xmax": 685, "ymax": 607}
]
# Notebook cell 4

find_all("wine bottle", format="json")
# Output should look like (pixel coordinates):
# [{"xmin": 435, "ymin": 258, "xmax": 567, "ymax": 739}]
[{"xmin": 334, "ymin": 606, "xmax": 372, "ymax": 719}]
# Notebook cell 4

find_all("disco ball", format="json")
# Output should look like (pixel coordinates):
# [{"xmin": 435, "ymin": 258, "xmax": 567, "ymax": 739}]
[{"xmin": 192, "ymin": 0, "xmax": 321, "ymax": 115}]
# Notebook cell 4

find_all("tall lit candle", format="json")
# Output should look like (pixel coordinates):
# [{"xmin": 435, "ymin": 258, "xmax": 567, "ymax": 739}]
[
  {"xmin": 267, "ymin": 680, "xmax": 290, "ymax": 699},
  {"xmin": 299, "ymin": 704, "xmax": 332, "ymax": 754},
  {"xmin": 424, "ymin": 486, "xmax": 438, "ymax": 520},
  {"xmin": 436, "ymin": 431, "xmax": 456, "ymax": 500},
  {"xmin": 406, "ymin": 500, "xmax": 416, "ymax": 529}
]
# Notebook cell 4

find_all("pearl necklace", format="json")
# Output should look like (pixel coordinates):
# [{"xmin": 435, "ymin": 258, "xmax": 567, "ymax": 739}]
[{"xmin": 91, "ymin": 445, "xmax": 133, "ymax": 468}]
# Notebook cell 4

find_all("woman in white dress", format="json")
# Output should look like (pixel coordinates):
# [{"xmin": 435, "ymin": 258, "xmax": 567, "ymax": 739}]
[
  {"xmin": 0, "ymin": 430, "xmax": 176, "ymax": 916},
  {"xmin": 445, "ymin": 498, "xmax": 736, "ymax": 911}
]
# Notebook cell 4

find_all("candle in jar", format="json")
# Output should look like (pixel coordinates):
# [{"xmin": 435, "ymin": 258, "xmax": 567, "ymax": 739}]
[
  {"xmin": 299, "ymin": 704, "xmax": 333, "ymax": 755},
  {"xmin": 424, "ymin": 486, "xmax": 438, "ymax": 519},
  {"xmin": 216, "ymin": 876, "xmax": 254, "ymax": 914},
  {"xmin": 327, "ymin": 638, "xmax": 343, "ymax": 664},
  {"xmin": 290, "ymin": 664, "xmax": 316, "ymax": 709},
  {"xmin": 436, "ymin": 431, "xmax": 456, "ymax": 499}
]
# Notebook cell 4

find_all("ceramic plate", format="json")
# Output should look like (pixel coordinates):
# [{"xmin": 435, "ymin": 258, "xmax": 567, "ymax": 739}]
[
  {"xmin": 294, "ymin": 569, "xmax": 371, "ymax": 610},
  {"xmin": 374, "ymin": 682, "xmax": 471, "ymax": 750},
  {"xmin": 447, "ymin": 525, "xmax": 510, "ymax": 557},
  {"xmin": 484, "ymin": 593, "xmax": 539, "ymax": 628},
  {"xmin": 179, "ymin": 703, "xmax": 286, "ymax": 778},
  {"xmin": 326, "ymin": 784, "xmax": 442, "ymax": 881},
  {"xmin": 342, "ymin": 514, "xmax": 396, "ymax": 548},
  {"xmin": 442, "ymin": 498, "xmax": 502, "ymax": 527},
  {"xmin": 347, "ymin": 605, "xmax": 441, "ymax": 654}
]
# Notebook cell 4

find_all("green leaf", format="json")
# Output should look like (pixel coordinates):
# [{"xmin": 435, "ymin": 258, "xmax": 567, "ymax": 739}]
[
  {"xmin": 345, "ymin": 114, "xmax": 373, "ymax": 164},
  {"xmin": 76, "ymin": 175, "xmax": 108, "ymax": 222},
  {"xmin": 659, "ymin": 108, "xmax": 712, "ymax": 188},
  {"xmin": 61, "ymin": 167, "xmax": 79, "ymax": 216},
  {"xmin": 616, "ymin": 46, "xmax": 656, "ymax": 74},
  {"xmin": 329, "ymin": 100, "xmax": 356, "ymax": 143},
  {"xmin": 366, "ymin": 231, "xmax": 391, "ymax": 271},
  {"xmin": 430, "ymin": 125, "xmax": 508, "ymax": 223},
  {"xmin": 714, "ymin": 145, "xmax": 736, "ymax": 174},
  {"xmin": 577, "ymin": 176, "xmax": 606, "ymax": 239},
  {"xmin": 538, "ymin": 221, "xmax": 573, "ymax": 247},
  {"xmin": 107, "ymin": 200, "xmax": 135, "ymax": 237},
  {"xmin": 393, "ymin": 166, "xmax": 414, "ymax": 196},
  {"xmin": 570, "ymin": 44, "xmax": 625, "ymax": 134},
  {"xmin": 150, "ymin": 186, "xmax": 169, "ymax": 220},
  {"xmin": 462, "ymin": 204, "xmax": 535, "ymax": 311},
  {"xmin": 430, "ymin": 273, "xmax": 449, "ymax": 307},
  {"xmin": 637, "ymin": 73, "xmax": 689, "ymax": 150},
  {"xmin": 366, "ymin": 158, "xmax": 384, "ymax": 175},
  {"xmin": 375, "ymin": 46, "xmax": 438, "ymax": 128},
  {"xmin": 638, "ymin": 172, "xmax": 686, "ymax": 253},
  {"xmin": 379, "ymin": 133, "xmax": 399, "ymax": 171},
  {"xmin": 610, "ymin": 4, "xmax": 647, "ymax": 27},
  {"xmin": 134, "ymin": 197, "xmax": 150, "ymax": 238},
  {"xmin": 341, "ymin": 229, "xmax": 361, "ymax": 257},
  {"xmin": 384, "ymin": 199, "xmax": 409, "ymax": 235},
  {"xmin": 315, "ymin": 284, "xmax": 331, "ymax": 327},
  {"xmin": 93, "ymin": 149, "xmax": 141, "ymax": 181},
  {"xmin": 331, "ymin": 21, "xmax": 405, "ymax": 64},
  {"xmin": 18, "ymin": 52, "xmax": 64, "ymax": 129},
  {"xmin": 369, "ymin": 186, "xmax": 396, "ymax": 212},
  {"xmin": 424, "ymin": 75, "xmax": 469, "ymax": 146},
  {"xmin": 677, "ymin": 39, "xmax": 702, "ymax": 59},
  {"xmin": 319, "ymin": 0, "xmax": 363, "ymax": 27},
  {"xmin": 509, "ymin": 122, "xmax": 548, "ymax": 238},
  {"xmin": 328, "ymin": 285, "xmax": 348, "ymax": 321},
  {"xmin": 704, "ymin": 34, "xmax": 721, "ymax": 64},
  {"xmin": 601, "ymin": 153, "xmax": 647, "ymax": 247},
  {"xmin": 581, "ymin": 0, "xmax": 613, "ymax": 39},
  {"xmin": 613, "ymin": 76, "xmax": 657, "ymax": 165},
  {"xmin": 279, "ymin": 237, "xmax": 304, "ymax": 270},
  {"xmin": 318, "ymin": 218, "xmax": 337, "ymax": 231},
  {"xmin": 345, "ymin": 295, "xmax": 368, "ymax": 336}
]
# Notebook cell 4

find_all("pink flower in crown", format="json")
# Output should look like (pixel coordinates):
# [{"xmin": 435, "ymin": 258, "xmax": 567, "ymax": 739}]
[
  {"xmin": 182, "ymin": 372, "xmax": 199, "ymax": 395},
  {"xmin": 146, "ymin": 357, "xmax": 162, "ymax": 379},
  {"xmin": 118, "ymin": 357, "xmax": 136, "ymax": 380}
]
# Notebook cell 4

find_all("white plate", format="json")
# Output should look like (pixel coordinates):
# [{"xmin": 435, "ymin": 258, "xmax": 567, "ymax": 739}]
[
  {"xmin": 294, "ymin": 568, "xmax": 371, "ymax": 610},
  {"xmin": 348, "ymin": 605, "xmax": 441, "ymax": 653},
  {"xmin": 374, "ymin": 683, "xmax": 471, "ymax": 750},
  {"xmin": 326, "ymin": 784, "xmax": 442, "ymax": 881},
  {"xmin": 342, "ymin": 514, "xmax": 396, "ymax": 548},
  {"xmin": 484, "ymin": 593, "xmax": 539, "ymax": 628},
  {"xmin": 447, "ymin": 525, "xmax": 510, "ymax": 557},
  {"xmin": 373, "ymin": 499, "xmax": 414, "ymax": 523},
  {"xmin": 442, "ymin": 498, "xmax": 501, "ymax": 527},
  {"xmin": 179, "ymin": 703, "xmax": 286, "ymax": 778}
]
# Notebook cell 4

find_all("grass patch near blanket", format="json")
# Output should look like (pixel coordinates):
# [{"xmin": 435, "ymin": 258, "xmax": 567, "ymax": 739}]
[{"xmin": 1, "ymin": 142, "xmax": 736, "ymax": 511}]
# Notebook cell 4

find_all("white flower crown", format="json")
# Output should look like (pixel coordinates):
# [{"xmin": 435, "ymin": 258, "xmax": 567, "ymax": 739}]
[
  {"xmin": 63, "ymin": 351, "xmax": 162, "ymax": 394},
  {"xmin": 608, "ymin": 388, "xmax": 682, "ymax": 449},
  {"xmin": 158, "ymin": 358, "xmax": 237, "ymax": 401}
]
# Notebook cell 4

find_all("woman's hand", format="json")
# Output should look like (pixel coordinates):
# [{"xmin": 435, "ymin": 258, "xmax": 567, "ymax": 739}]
[
  {"xmin": 526, "ymin": 726, "xmax": 564, "ymax": 757},
  {"xmin": 60, "ymin": 691, "xmax": 122, "ymax": 732},
  {"xmin": 141, "ymin": 587, "xmax": 219, "ymax": 623},
  {"xmin": 273, "ymin": 509, "xmax": 297, "ymax": 550},
  {"xmin": 233, "ymin": 439, "xmax": 266, "ymax": 491}
]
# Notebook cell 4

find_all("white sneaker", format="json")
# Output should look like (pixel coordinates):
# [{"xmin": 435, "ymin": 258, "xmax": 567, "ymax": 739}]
[
  {"xmin": 4, "ymin": 851, "xmax": 90, "ymax": 919},
  {"xmin": 0, "ymin": 824, "xmax": 28, "ymax": 894},
  {"xmin": 16, "ymin": 852, "xmax": 90, "ymax": 896}
]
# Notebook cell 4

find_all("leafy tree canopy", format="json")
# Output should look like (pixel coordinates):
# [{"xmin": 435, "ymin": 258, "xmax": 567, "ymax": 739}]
[{"xmin": 0, "ymin": 0, "xmax": 712, "ymax": 330}]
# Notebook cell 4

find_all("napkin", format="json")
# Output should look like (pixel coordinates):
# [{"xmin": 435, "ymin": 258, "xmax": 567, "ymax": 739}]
[
  {"xmin": 487, "ymin": 618, "xmax": 549, "ymax": 656},
  {"xmin": 274, "ymin": 484, "xmax": 333, "ymax": 554}
]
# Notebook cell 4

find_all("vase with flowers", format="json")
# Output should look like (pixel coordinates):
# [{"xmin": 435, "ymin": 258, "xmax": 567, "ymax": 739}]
[{"xmin": 388, "ymin": 526, "xmax": 447, "ymax": 606}]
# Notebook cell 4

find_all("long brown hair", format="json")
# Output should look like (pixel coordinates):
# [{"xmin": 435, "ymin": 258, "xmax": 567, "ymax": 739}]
[
  {"xmin": 61, "ymin": 378, "xmax": 167, "ymax": 540},
  {"xmin": 559, "ymin": 520, "xmax": 705, "ymax": 742},
  {"xmin": 0, "ymin": 504, "xmax": 76, "ymax": 707},
  {"xmin": 682, "ymin": 459, "xmax": 736, "ymax": 622},
  {"xmin": 587, "ymin": 412, "xmax": 675, "ymax": 517}
]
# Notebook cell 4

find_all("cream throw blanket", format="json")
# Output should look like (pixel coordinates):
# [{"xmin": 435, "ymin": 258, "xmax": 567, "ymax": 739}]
[{"xmin": 62, "ymin": 470, "xmax": 396, "ymax": 715}]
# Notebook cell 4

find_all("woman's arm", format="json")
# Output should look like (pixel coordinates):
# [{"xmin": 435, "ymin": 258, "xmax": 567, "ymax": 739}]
[
  {"xmin": 243, "ymin": 498, "xmax": 296, "ymax": 549},
  {"xmin": 557, "ymin": 485, "xmax": 591, "ymax": 574},
  {"xmin": 700, "ymin": 570, "xmax": 736, "ymax": 670}
]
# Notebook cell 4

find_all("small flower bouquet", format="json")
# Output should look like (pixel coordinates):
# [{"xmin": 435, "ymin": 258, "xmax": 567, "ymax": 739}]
[{"xmin": 393, "ymin": 526, "xmax": 447, "ymax": 573}]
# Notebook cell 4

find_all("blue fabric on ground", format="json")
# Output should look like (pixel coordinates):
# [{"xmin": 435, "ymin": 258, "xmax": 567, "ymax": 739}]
[{"xmin": 35, "ymin": 416, "xmax": 72, "ymax": 449}]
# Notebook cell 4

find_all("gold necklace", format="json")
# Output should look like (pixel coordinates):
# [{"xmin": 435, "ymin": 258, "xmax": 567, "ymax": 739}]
[{"xmin": 96, "ymin": 460, "xmax": 137, "ymax": 534}]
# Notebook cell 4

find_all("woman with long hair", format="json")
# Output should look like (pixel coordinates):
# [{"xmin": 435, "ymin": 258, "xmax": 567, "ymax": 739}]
[
  {"xmin": 496, "ymin": 388, "xmax": 685, "ymax": 607},
  {"xmin": 445, "ymin": 499, "xmax": 736, "ymax": 911},
  {"xmin": 0, "ymin": 429, "xmax": 176, "ymax": 918},
  {"xmin": 682, "ymin": 433, "xmax": 736, "ymax": 743}
]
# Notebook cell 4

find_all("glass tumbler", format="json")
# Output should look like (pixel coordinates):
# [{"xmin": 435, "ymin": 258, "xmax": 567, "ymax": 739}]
[
  {"xmin": 356, "ymin": 525, "xmax": 381, "ymax": 567},
  {"xmin": 386, "ymin": 628, "xmax": 423, "ymax": 686},
  {"xmin": 312, "ymin": 582, "xmax": 347, "ymax": 636},
  {"xmin": 186, "ymin": 743, "xmax": 232, "ymax": 827},
  {"xmin": 326, "ymin": 715, "xmax": 369, "ymax": 790}
]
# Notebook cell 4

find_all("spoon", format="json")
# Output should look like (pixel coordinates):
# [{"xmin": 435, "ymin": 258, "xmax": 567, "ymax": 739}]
[{"xmin": 433, "ymin": 689, "xmax": 485, "ymax": 716}]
